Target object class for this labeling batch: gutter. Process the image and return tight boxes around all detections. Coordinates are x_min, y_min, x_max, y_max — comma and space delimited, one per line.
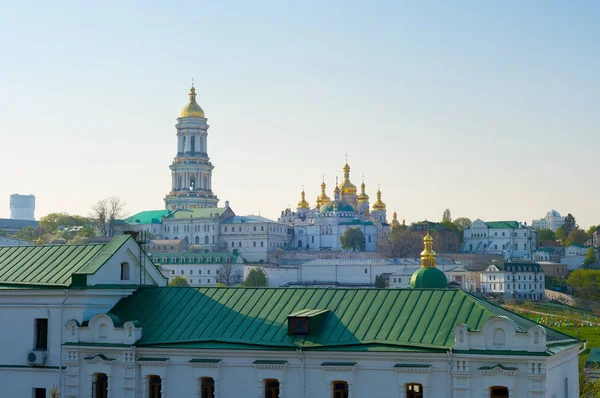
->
58, 289, 69, 395
447, 349, 453, 398
297, 347, 305, 398
579, 341, 588, 355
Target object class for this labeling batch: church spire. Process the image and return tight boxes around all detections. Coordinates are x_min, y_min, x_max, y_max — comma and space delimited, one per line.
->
420, 230, 436, 268
297, 186, 310, 210
334, 177, 341, 201
316, 176, 331, 209
409, 231, 448, 289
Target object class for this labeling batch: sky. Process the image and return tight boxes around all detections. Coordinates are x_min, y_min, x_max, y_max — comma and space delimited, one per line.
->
0, 1, 598, 228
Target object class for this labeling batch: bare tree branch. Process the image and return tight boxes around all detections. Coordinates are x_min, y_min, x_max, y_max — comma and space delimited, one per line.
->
90, 197, 126, 237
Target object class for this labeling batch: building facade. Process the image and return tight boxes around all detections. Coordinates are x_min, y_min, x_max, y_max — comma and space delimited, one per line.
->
480, 260, 545, 300
10, 193, 35, 220
532, 210, 565, 232
462, 220, 538, 260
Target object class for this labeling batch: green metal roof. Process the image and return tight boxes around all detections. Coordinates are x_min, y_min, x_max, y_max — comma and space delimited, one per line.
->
586, 348, 600, 366
123, 210, 171, 224
0, 235, 131, 288
484, 221, 521, 229
105, 287, 578, 353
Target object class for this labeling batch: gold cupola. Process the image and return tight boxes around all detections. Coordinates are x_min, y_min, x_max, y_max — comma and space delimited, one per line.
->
339, 162, 357, 196
420, 231, 437, 268
333, 177, 341, 201
297, 187, 310, 210
357, 177, 370, 204
180, 86, 205, 118
391, 212, 401, 228
372, 187, 386, 211
316, 178, 331, 209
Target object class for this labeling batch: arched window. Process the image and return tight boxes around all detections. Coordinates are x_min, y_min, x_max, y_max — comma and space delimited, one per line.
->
298, 240, 303, 248
332, 381, 348, 398
406, 383, 423, 398
200, 377, 214, 398
264, 378, 279, 398
190, 136, 196, 155
195, 236, 200, 244
493, 328, 505, 346
534, 331, 539, 344
120, 262, 130, 280
148, 375, 161, 398
490, 386, 509, 398
459, 329, 465, 342
205, 236, 209, 245
564, 378, 569, 398
92, 373, 108, 398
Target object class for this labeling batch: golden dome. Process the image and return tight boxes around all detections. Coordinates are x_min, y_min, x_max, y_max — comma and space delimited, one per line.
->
357, 181, 369, 203
420, 231, 437, 268
339, 162, 357, 195
391, 212, 400, 228
372, 188, 386, 211
297, 189, 310, 210
180, 86, 205, 118
316, 179, 331, 208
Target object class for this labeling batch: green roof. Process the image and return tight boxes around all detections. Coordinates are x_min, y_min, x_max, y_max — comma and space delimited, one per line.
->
0, 235, 131, 288
410, 267, 448, 289
105, 287, 578, 353
586, 348, 600, 366
124, 210, 171, 224
485, 221, 521, 229
151, 251, 237, 264
319, 201, 355, 214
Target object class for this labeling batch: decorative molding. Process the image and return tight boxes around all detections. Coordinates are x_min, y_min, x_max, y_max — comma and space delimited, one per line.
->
85, 354, 116, 365
479, 364, 518, 376
137, 358, 170, 366
394, 364, 431, 373
321, 362, 356, 372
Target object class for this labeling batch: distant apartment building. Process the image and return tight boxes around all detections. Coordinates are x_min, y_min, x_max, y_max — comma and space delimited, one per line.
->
461, 219, 538, 260
9, 194, 35, 220
481, 260, 545, 300
532, 210, 565, 232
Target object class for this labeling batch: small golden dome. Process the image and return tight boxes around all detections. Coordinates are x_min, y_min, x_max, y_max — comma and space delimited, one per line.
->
339, 162, 357, 195
391, 212, 400, 228
297, 189, 310, 210
420, 231, 437, 268
180, 86, 205, 118
316, 179, 331, 208
372, 188, 386, 211
357, 181, 369, 203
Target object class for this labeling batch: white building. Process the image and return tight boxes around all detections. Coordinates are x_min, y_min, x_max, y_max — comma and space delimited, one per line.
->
564, 244, 590, 257
0, 229, 581, 398
388, 265, 477, 292
462, 219, 538, 260
532, 210, 565, 232
250, 258, 456, 288
481, 261, 545, 301
10, 193, 35, 220
153, 251, 244, 286
0, 237, 32, 246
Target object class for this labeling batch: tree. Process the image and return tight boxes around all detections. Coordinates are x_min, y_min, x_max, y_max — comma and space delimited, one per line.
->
169, 276, 190, 287
90, 197, 126, 237
377, 228, 422, 258
453, 217, 472, 232
563, 213, 577, 235
556, 226, 568, 242
442, 209, 452, 223
14, 226, 38, 241
244, 268, 267, 287
40, 212, 91, 234
567, 269, 600, 301
587, 225, 598, 240
340, 228, 366, 252
584, 247, 597, 267
565, 229, 588, 247
538, 228, 556, 242
374, 275, 386, 288
217, 263, 239, 286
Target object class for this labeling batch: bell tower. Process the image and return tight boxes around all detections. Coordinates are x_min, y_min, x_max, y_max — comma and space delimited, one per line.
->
164, 86, 219, 210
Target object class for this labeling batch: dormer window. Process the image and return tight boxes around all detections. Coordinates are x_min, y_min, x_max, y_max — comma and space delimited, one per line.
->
287, 309, 330, 336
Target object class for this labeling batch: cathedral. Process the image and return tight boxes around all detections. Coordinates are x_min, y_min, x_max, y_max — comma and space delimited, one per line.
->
279, 161, 395, 251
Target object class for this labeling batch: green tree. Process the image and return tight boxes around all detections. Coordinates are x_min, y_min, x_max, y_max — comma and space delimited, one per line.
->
567, 269, 600, 301
374, 275, 386, 288
40, 212, 91, 234
452, 217, 472, 232
244, 268, 267, 287
587, 225, 598, 240
584, 247, 597, 267
442, 209, 452, 223
537, 228, 556, 242
556, 226, 568, 242
14, 226, 38, 241
563, 213, 577, 235
565, 229, 588, 247
168, 276, 190, 287
340, 228, 366, 252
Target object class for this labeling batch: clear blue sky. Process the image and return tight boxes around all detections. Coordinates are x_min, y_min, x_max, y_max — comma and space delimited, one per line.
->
0, 1, 598, 228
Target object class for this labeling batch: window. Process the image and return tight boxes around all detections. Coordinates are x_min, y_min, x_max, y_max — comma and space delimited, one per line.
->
205, 236, 209, 245
93, 373, 108, 398
493, 328, 505, 346
181, 270, 184, 275
232, 242, 235, 248
264, 379, 279, 398
253, 241, 256, 247
120, 262, 130, 280
290, 318, 309, 334
33, 389, 46, 398
406, 383, 423, 398
490, 386, 509, 398
190, 270, 193, 275
200, 377, 215, 398
364, 268, 368, 274
332, 381, 348, 398
148, 375, 161, 398
34, 318, 48, 350
261, 241, 264, 247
